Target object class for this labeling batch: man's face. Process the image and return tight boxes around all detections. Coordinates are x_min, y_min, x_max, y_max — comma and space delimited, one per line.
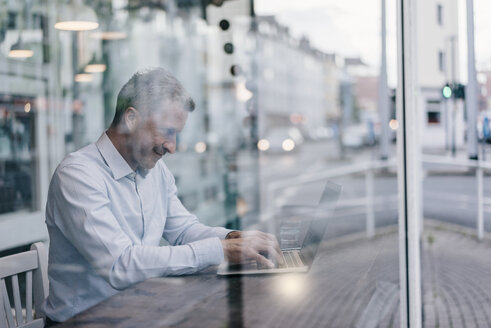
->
127, 102, 188, 170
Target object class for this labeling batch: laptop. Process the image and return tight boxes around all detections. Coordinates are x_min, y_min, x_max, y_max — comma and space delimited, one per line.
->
217, 181, 342, 275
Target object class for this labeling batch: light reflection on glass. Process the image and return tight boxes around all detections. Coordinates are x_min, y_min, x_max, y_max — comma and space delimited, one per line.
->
55, 0, 99, 31
74, 73, 93, 83
235, 82, 253, 102
54, 21, 98, 31
85, 64, 107, 73
89, 31, 127, 40
389, 119, 398, 130
257, 139, 270, 151
281, 139, 295, 152
194, 142, 207, 153
273, 274, 306, 300
8, 49, 34, 58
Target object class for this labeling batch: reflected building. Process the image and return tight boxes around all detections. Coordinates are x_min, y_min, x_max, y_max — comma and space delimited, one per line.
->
0, 0, 346, 251
345, 57, 379, 126
251, 16, 340, 141
0, 0, 256, 250
416, 0, 463, 151
477, 70, 491, 138
477, 70, 491, 112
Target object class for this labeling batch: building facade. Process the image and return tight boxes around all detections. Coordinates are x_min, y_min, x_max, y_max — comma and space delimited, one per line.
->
416, 0, 463, 151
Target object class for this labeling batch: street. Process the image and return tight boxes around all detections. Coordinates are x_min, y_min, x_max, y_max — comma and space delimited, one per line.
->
255, 138, 491, 239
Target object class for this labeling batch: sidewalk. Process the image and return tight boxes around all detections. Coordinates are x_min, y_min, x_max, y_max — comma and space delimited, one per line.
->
422, 223, 491, 327
316, 221, 491, 327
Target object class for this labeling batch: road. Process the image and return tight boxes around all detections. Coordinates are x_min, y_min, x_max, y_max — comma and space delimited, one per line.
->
254, 139, 491, 239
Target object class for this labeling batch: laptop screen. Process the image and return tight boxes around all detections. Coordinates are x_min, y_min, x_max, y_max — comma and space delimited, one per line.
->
299, 181, 342, 266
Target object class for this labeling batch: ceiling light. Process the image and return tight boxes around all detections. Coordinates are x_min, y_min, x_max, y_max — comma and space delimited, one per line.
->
84, 55, 106, 73
89, 31, 127, 40
55, 0, 99, 31
74, 73, 93, 83
85, 64, 106, 73
8, 38, 33, 58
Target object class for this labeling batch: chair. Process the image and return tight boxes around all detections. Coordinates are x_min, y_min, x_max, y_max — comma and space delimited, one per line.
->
1, 242, 48, 328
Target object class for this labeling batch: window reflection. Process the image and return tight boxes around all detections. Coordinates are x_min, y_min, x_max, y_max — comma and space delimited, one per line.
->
0, 96, 35, 214
0, 0, 405, 326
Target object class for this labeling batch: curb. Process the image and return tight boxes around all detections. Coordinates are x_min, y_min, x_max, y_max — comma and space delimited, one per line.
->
322, 219, 491, 249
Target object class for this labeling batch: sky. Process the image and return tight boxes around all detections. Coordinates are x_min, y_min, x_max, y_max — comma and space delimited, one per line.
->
255, 0, 491, 85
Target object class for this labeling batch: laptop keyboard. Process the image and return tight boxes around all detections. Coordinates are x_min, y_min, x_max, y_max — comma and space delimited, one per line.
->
280, 250, 303, 268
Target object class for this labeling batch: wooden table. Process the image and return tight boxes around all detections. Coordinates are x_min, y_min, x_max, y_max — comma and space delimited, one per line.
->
57, 234, 400, 328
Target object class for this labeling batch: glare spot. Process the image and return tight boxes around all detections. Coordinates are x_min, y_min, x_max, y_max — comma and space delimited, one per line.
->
235, 82, 253, 102
236, 198, 248, 216
282, 139, 295, 152
90, 31, 127, 40
257, 139, 270, 151
24, 103, 31, 113
8, 49, 33, 58
74, 73, 93, 83
274, 274, 306, 300
194, 142, 207, 153
54, 21, 99, 31
389, 119, 399, 130
85, 64, 107, 73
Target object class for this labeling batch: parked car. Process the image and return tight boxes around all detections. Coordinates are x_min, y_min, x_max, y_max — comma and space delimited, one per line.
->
259, 127, 304, 153
342, 123, 377, 148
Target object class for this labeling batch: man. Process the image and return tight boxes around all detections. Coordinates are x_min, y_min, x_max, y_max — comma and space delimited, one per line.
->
41, 68, 282, 324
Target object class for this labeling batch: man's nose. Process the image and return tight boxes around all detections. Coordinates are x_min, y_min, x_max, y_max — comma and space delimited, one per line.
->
163, 137, 176, 154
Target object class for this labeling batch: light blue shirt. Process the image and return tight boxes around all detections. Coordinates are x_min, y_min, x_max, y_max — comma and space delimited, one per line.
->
41, 133, 230, 322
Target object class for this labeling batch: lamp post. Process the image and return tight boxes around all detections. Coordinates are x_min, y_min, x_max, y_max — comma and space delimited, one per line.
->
449, 35, 457, 157
466, 0, 478, 160
379, 0, 390, 160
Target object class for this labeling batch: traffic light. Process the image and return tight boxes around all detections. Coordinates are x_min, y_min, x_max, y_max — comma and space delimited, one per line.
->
454, 83, 465, 99
442, 83, 466, 100
442, 84, 452, 99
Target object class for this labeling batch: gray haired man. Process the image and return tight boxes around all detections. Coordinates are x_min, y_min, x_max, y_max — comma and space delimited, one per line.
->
41, 68, 282, 324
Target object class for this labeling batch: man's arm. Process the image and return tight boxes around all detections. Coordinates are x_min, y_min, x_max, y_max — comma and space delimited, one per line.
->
160, 163, 284, 268
161, 163, 231, 245
50, 164, 223, 290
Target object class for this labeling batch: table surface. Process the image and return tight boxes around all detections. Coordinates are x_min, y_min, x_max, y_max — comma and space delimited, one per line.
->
57, 234, 400, 328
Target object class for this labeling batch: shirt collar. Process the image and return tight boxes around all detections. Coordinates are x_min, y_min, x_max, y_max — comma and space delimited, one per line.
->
96, 132, 134, 180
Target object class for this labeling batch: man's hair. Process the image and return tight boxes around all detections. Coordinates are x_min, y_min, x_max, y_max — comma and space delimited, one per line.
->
111, 67, 195, 127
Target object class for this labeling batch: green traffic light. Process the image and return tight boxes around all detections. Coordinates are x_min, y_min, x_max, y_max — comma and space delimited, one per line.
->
442, 85, 452, 99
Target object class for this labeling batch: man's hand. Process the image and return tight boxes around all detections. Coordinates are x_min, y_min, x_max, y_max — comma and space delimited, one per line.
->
222, 231, 284, 268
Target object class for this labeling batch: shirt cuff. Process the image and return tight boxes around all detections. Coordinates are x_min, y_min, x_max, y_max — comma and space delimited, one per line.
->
189, 237, 224, 269
213, 227, 233, 240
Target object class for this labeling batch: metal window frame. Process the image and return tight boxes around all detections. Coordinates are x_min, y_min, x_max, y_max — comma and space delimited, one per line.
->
397, 0, 423, 327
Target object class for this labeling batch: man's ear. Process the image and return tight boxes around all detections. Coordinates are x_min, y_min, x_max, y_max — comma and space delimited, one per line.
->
123, 107, 138, 132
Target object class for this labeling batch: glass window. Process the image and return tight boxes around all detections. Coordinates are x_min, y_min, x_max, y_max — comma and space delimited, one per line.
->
427, 100, 442, 125
0, 96, 35, 214
419, 0, 491, 326
9, 0, 482, 326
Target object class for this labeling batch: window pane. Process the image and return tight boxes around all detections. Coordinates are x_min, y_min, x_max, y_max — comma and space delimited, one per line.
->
420, 0, 491, 326
0, 0, 403, 326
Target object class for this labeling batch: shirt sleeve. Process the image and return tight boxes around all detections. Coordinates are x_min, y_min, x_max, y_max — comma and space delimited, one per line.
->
161, 163, 232, 246
51, 163, 224, 290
